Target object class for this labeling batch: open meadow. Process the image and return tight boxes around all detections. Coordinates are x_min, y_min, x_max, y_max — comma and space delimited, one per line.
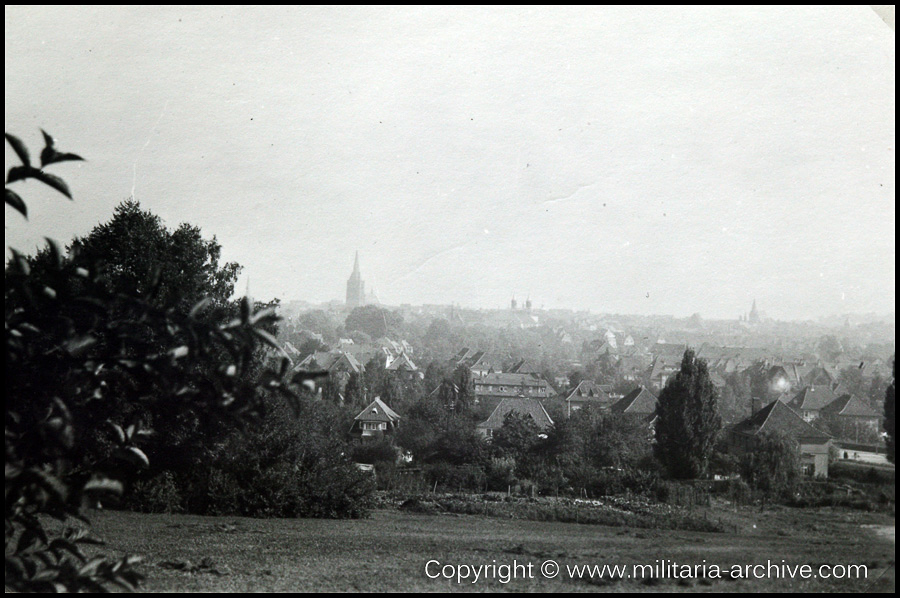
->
84, 505, 894, 592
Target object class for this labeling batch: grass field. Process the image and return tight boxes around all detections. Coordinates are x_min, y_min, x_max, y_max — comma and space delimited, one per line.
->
78, 502, 895, 593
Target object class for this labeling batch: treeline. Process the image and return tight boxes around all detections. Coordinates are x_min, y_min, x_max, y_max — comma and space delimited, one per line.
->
126, 398, 373, 519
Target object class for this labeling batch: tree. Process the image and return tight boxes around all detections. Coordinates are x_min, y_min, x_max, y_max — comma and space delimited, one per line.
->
294, 309, 338, 343
204, 397, 374, 518
343, 371, 365, 405
344, 305, 403, 339
837, 365, 867, 401
567, 369, 586, 391
427, 416, 487, 467
867, 371, 887, 412
590, 413, 653, 469
745, 360, 773, 402
376, 374, 400, 407
296, 337, 328, 360
436, 378, 457, 410
10, 200, 267, 477
885, 359, 895, 464
739, 431, 800, 501
363, 354, 387, 400
68, 199, 240, 313
653, 348, 722, 479
423, 359, 452, 395
423, 318, 459, 362
820, 412, 881, 444
5, 131, 301, 591
395, 392, 447, 460
320, 373, 342, 404
817, 335, 843, 362
453, 365, 473, 411
493, 412, 541, 462
720, 371, 751, 423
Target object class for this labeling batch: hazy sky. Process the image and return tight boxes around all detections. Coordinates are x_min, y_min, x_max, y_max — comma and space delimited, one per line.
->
5, 6, 895, 320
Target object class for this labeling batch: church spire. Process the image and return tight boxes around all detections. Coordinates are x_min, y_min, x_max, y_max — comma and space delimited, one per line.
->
749, 299, 760, 324
346, 251, 365, 308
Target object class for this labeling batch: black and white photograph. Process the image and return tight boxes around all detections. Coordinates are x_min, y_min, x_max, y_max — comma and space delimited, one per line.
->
5, 5, 895, 592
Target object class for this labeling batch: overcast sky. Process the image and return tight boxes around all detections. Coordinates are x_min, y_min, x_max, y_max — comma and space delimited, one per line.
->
5, 6, 895, 320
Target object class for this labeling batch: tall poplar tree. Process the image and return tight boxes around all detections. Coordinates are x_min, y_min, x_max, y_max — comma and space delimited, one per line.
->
885, 359, 895, 464
654, 348, 722, 479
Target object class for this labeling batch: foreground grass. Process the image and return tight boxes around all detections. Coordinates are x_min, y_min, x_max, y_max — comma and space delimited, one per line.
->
84, 505, 894, 592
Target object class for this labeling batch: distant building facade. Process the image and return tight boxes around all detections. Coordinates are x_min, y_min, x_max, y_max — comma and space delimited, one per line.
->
473, 372, 557, 407
476, 397, 554, 439
563, 380, 614, 417
350, 397, 401, 441
293, 350, 365, 396
748, 299, 760, 324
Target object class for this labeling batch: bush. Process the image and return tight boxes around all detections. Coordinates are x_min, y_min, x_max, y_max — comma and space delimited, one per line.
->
292, 461, 376, 519
198, 468, 242, 516
828, 462, 895, 485
425, 463, 486, 492
393, 493, 733, 533
123, 471, 184, 514
351, 440, 399, 465
399, 497, 437, 514
652, 480, 712, 508
708, 449, 740, 477
177, 398, 377, 519
739, 431, 800, 500
725, 479, 753, 505
484, 457, 517, 491
591, 469, 626, 496
619, 467, 660, 495
787, 480, 892, 512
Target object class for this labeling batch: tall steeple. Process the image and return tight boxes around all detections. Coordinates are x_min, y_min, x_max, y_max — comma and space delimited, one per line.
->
346, 251, 365, 308
749, 299, 760, 324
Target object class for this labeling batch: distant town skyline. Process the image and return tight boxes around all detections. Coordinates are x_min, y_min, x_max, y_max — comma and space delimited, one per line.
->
5, 6, 895, 321
325, 251, 891, 324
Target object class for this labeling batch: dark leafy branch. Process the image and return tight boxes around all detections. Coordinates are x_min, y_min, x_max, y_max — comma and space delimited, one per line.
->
5, 131, 84, 217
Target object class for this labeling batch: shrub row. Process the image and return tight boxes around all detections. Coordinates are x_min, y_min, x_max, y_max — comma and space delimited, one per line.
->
397, 494, 733, 533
